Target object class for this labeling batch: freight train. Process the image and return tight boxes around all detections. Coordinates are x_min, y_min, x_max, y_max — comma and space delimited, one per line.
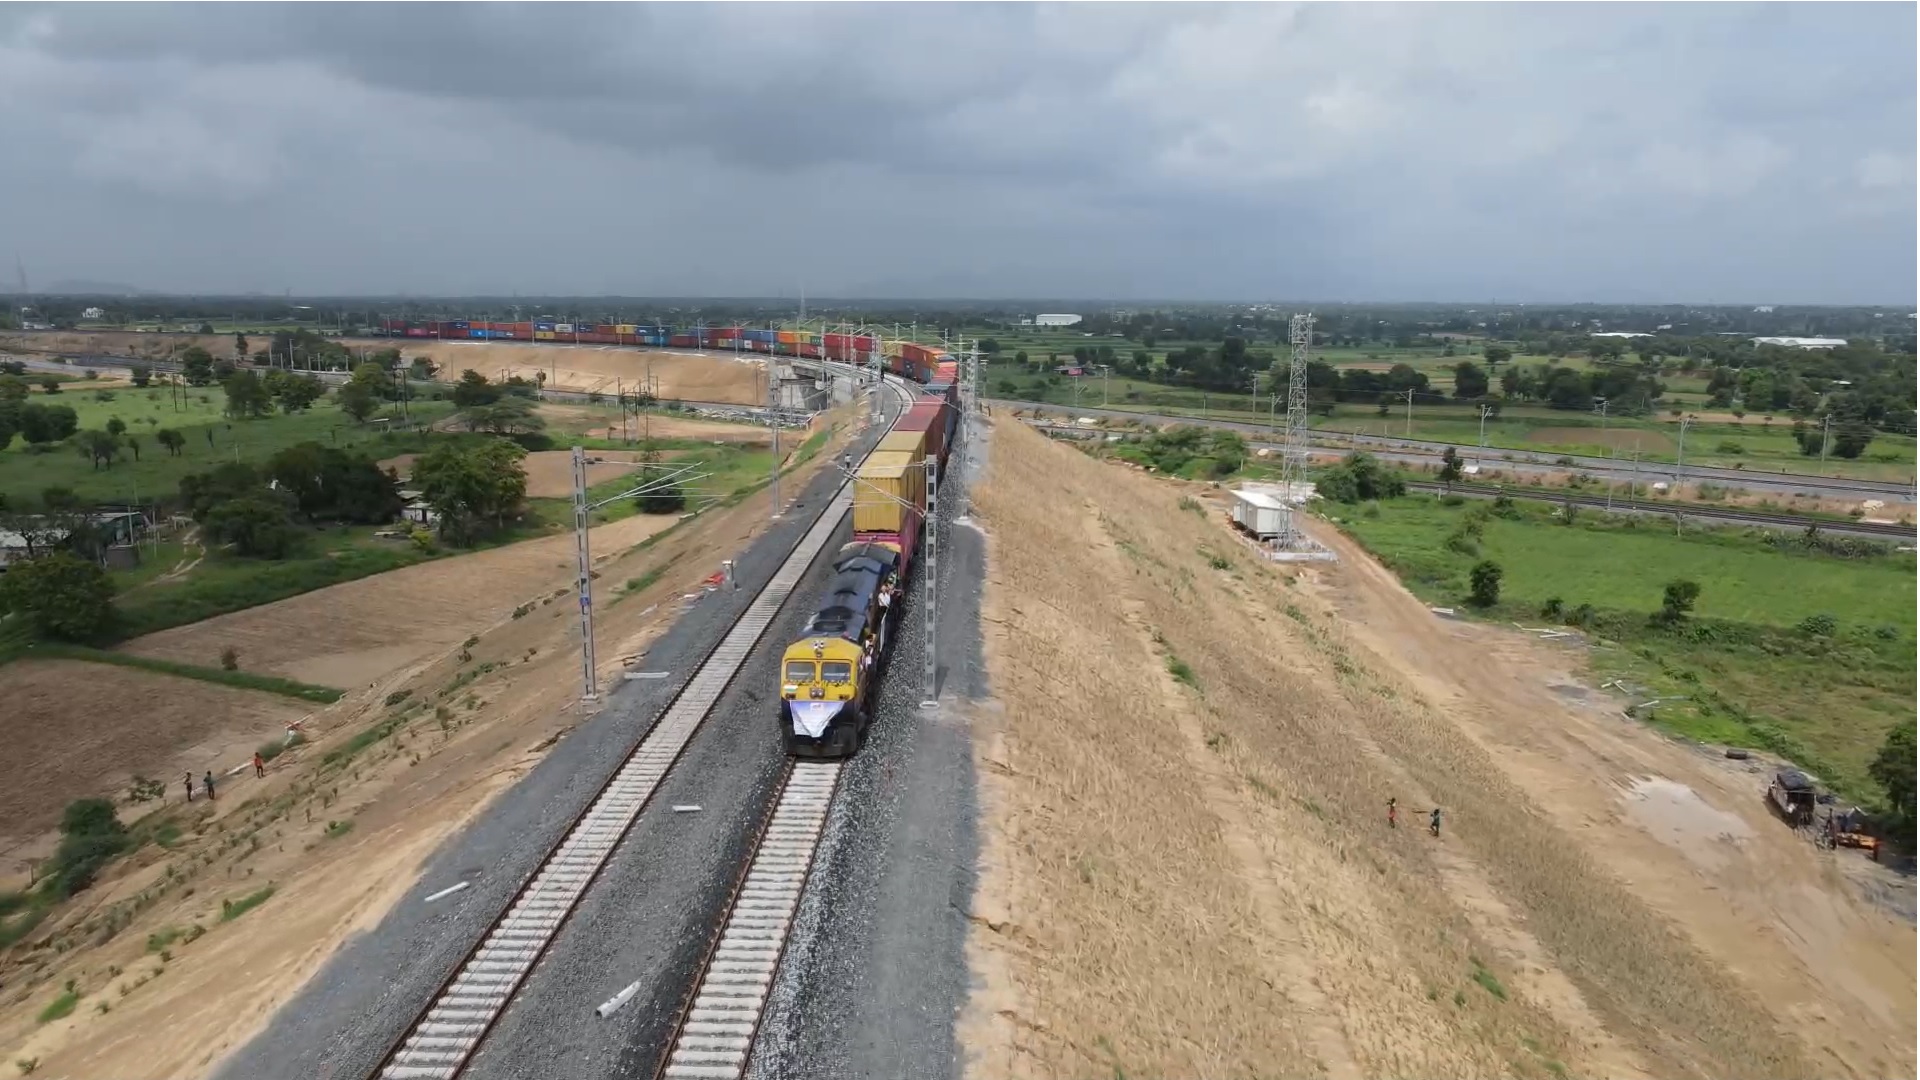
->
779, 358, 962, 756
376, 319, 950, 383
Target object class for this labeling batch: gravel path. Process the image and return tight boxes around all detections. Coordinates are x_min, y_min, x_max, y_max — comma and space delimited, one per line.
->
210, 399, 902, 1080
748, 417, 991, 1080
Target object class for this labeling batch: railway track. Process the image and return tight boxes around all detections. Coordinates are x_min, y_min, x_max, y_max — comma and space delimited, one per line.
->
373, 371, 912, 1080
1405, 481, 1917, 539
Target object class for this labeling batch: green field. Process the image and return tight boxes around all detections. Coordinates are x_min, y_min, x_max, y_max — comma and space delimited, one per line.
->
1333, 496, 1915, 804
0, 388, 452, 506
988, 364, 1916, 482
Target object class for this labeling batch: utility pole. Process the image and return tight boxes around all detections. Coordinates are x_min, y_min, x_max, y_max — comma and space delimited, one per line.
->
572, 447, 598, 702
920, 455, 939, 709
768, 359, 781, 520
1819, 413, 1833, 469
1403, 388, 1415, 438
1676, 413, 1693, 483
1477, 404, 1493, 468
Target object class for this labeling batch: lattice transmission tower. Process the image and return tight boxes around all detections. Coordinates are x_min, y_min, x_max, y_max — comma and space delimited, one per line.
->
1279, 313, 1315, 548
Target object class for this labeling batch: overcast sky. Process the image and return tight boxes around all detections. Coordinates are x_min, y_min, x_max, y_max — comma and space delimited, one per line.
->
0, 2, 1912, 303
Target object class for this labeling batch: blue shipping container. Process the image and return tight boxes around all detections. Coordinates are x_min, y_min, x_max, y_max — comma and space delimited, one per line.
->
448, 321, 470, 329
534, 321, 556, 331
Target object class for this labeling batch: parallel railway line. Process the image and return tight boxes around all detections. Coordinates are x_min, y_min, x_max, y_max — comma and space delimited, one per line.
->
1404, 481, 1917, 539
373, 370, 913, 1080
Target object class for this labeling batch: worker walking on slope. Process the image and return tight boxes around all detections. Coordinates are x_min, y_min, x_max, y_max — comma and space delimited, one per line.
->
1429, 807, 1442, 838
184, 772, 195, 803
253, 751, 266, 779
1387, 797, 1397, 829
203, 770, 217, 802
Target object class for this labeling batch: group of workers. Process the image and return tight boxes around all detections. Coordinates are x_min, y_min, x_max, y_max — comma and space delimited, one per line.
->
1386, 797, 1442, 837
182, 751, 270, 804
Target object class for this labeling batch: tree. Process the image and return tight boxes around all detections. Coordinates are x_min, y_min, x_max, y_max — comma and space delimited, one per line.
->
1438, 446, 1464, 490
204, 493, 300, 558
1483, 344, 1513, 369
412, 438, 528, 545
180, 346, 216, 386
336, 377, 381, 423
1014, 350, 1028, 367
40, 376, 62, 394
1468, 560, 1503, 607
129, 364, 151, 388
408, 356, 439, 380
197, 322, 215, 335
178, 462, 265, 521
75, 429, 122, 470
0, 551, 116, 641
1832, 420, 1876, 460
156, 428, 186, 457
125, 434, 141, 462
263, 369, 324, 413
1451, 361, 1489, 400
16, 401, 76, 445
1316, 453, 1406, 503
451, 369, 501, 408
460, 397, 545, 436
0, 374, 26, 402
105, 416, 126, 438
1868, 722, 1915, 852
265, 442, 401, 523
1659, 579, 1701, 623
223, 370, 272, 418
234, 332, 248, 359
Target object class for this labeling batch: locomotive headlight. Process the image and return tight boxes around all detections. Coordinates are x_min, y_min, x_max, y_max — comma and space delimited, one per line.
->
812, 640, 825, 658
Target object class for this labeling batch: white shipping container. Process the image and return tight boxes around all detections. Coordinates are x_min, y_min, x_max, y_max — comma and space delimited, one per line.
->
556, 323, 574, 333
1228, 489, 1289, 538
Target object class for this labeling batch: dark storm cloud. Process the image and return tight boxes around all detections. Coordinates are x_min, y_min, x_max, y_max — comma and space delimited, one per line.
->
0, 2, 1910, 301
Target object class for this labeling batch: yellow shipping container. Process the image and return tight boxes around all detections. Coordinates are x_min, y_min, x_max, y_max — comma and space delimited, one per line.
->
852, 450, 925, 534
777, 330, 800, 344
876, 430, 927, 460
615, 324, 638, 335
534, 331, 557, 340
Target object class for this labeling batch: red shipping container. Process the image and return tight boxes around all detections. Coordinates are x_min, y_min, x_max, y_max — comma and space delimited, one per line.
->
896, 400, 949, 470
669, 334, 696, 347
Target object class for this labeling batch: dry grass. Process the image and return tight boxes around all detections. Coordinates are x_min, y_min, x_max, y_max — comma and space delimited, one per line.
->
964, 420, 1813, 1080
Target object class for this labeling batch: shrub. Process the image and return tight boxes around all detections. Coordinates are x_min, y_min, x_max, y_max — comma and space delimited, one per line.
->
1316, 452, 1405, 503
49, 798, 128, 896
1796, 613, 1837, 638
1467, 561, 1503, 608
1658, 579, 1701, 624
635, 483, 687, 515
1540, 597, 1563, 619
219, 647, 239, 671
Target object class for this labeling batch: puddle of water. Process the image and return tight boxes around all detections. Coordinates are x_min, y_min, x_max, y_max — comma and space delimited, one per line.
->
1621, 775, 1753, 872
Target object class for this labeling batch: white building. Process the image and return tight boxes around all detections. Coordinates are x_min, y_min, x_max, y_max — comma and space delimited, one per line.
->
81, 307, 104, 320
1752, 336, 1848, 350
1591, 331, 1651, 338
1034, 313, 1083, 327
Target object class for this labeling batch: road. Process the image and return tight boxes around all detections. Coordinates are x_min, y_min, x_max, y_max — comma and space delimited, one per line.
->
998, 399, 1917, 505
1398, 482, 1915, 541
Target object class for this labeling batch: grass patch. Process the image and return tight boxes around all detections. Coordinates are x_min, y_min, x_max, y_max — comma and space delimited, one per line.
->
1470, 957, 1509, 1001
258, 732, 307, 763
323, 713, 411, 766
20, 644, 342, 703
614, 553, 683, 604
112, 541, 431, 641
219, 885, 275, 923
324, 820, 354, 839
1165, 655, 1199, 689
35, 988, 78, 1024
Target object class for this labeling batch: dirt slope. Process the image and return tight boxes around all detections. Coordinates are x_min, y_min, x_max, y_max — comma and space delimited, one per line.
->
117, 513, 682, 687
0, 413, 866, 1080
0, 663, 312, 857
336, 339, 764, 404
962, 420, 1828, 1080
1296, 516, 1916, 1080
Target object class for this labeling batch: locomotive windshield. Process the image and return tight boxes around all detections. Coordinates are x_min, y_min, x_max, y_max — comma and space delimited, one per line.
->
821, 662, 853, 683
784, 661, 816, 683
